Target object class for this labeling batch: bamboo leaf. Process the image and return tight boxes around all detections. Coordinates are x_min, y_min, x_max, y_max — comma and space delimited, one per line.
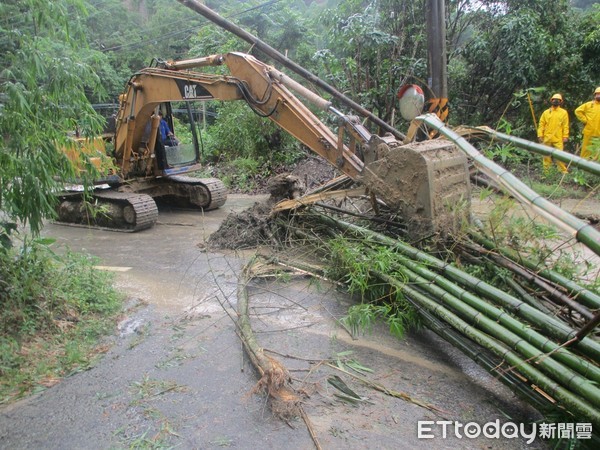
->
327, 375, 361, 399
345, 360, 373, 376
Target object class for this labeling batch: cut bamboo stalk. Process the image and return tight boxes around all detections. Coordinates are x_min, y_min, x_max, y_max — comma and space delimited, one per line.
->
375, 271, 600, 427
272, 187, 366, 212
414, 305, 559, 413
315, 213, 600, 361
380, 250, 600, 384
390, 262, 600, 401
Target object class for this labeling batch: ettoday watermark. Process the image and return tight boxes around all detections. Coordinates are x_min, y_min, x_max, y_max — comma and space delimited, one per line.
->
417, 420, 593, 444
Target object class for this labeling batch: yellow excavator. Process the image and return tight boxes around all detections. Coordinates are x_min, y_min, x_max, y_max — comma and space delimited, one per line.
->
57, 52, 470, 238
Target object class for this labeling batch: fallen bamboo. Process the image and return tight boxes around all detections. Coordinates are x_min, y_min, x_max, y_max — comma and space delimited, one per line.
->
472, 126, 600, 177
390, 262, 600, 400
382, 251, 600, 384
471, 232, 600, 311
288, 218, 600, 424
311, 216, 600, 384
314, 213, 600, 361
373, 271, 600, 427
330, 233, 600, 383
413, 305, 560, 413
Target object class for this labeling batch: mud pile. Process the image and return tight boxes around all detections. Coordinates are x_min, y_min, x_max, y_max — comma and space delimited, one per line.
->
207, 174, 305, 250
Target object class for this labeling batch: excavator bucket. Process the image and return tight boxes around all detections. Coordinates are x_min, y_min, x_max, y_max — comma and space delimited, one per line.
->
362, 138, 471, 240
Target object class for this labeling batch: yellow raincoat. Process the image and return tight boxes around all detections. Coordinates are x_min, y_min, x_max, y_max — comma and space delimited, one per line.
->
575, 99, 600, 160
537, 106, 569, 173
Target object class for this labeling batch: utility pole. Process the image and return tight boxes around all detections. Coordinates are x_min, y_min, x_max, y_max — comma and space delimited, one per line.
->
426, 0, 448, 122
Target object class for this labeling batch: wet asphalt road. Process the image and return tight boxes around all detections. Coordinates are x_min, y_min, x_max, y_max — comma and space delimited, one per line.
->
0, 195, 546, 449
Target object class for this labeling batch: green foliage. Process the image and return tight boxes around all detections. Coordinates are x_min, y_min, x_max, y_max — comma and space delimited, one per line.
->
472, 191, 599, 291
202, 102, 302, 165
0, 237, 122, 402
315, 0, 427, 127
448, 0, 596, 129
326, 236, 420, 339
0, 0, 105, 235
0, 238, 121, 337
483, 142, 532, 168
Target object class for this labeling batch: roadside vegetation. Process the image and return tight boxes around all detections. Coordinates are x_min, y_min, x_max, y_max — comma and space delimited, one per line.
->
0, 234, 122, 404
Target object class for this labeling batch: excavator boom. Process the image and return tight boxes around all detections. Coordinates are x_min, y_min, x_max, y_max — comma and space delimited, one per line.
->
60, 51, 470, 237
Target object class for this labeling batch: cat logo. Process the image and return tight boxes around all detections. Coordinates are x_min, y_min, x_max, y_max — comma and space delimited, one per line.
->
184, 84, 198, 99
175, 79, 212, 100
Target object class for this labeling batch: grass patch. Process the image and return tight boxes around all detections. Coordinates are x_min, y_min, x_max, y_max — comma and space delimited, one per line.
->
0, 235, 123, 404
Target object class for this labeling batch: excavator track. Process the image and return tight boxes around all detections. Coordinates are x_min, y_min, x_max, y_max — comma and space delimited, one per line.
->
155, 175, 228, 210
55, 190, 158, 232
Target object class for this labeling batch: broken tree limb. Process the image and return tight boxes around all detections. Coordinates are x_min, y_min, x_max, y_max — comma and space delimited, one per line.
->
237, 259, 301, 418
574, 311, 600, 345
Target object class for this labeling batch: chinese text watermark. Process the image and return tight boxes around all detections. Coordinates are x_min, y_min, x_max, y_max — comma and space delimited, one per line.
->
417, 420, 592, 444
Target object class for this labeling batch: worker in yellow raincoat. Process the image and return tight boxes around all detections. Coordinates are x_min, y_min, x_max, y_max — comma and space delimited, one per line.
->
537, 93, 569, 173
575, 86, 600, 161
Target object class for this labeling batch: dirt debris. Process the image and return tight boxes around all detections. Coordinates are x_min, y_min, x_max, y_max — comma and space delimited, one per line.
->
207, 174, 304, 250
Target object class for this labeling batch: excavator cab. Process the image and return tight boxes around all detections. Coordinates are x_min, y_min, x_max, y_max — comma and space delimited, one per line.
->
151, 102, 203, 172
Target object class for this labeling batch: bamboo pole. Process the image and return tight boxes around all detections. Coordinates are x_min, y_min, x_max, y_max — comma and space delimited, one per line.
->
379, 249, 600, 383
391, 262, 600, 397
375, 271, 600, 427
471, 233, 600, 310
473, 126, 600, 177
315, 213, 600, 361
414, 304, 559, 412
417, 114, 600, 257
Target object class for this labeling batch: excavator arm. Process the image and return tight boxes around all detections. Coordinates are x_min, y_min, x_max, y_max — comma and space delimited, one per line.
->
115, 52, 364, 179
106, 51, 470, 238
